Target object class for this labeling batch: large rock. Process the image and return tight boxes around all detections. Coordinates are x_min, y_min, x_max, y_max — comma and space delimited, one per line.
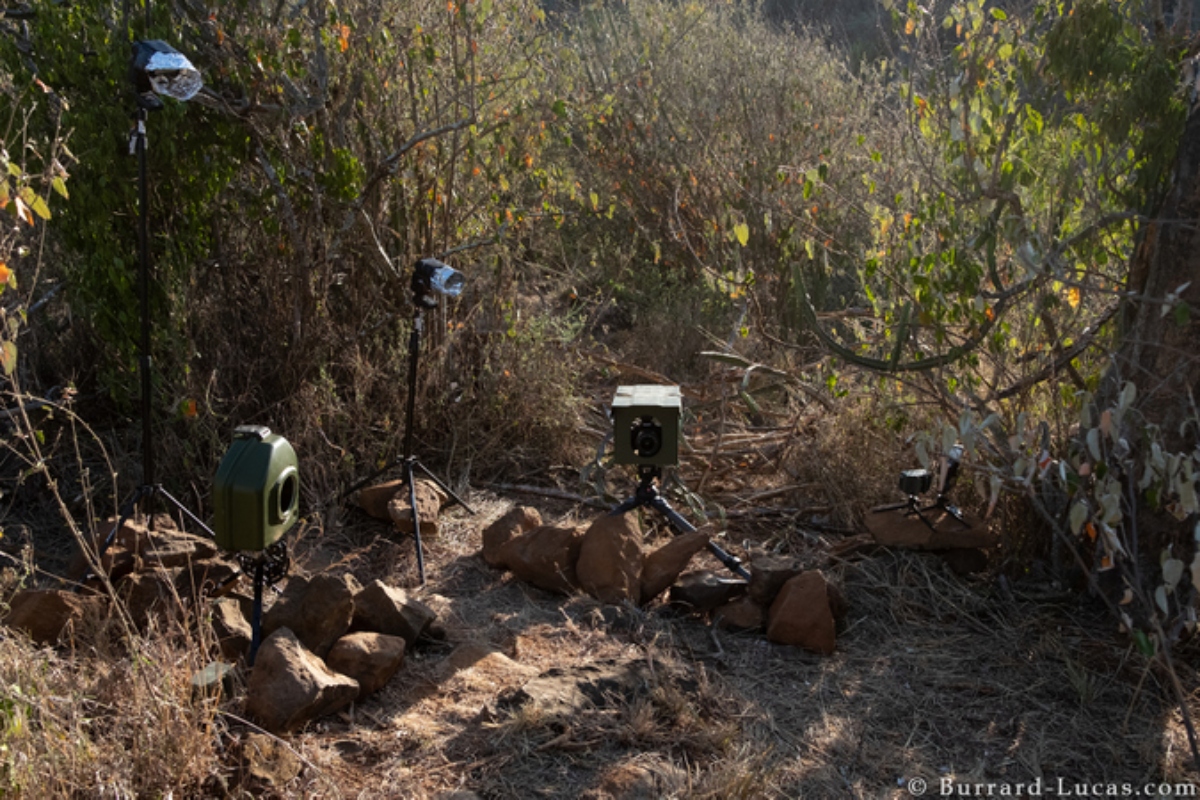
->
864, 506, 997, 550
640, 531, 710, 604
245, 627, 360, 734
211, 596, 253, 662
325, 632, 407, 698
748, 554, 805, 606
4, 588, 106, 645
766, 571, 836, 655
481, 506, 543, 568
119, 567, 183, 629
713, 596, 766, 633
262, 573, 358, 658
355, 479, 407, 520
175, 558, 240, 605
668, 570, 748, 613
497, 524, 586, 595
576, 513, 643, 605
388, 480, 448, 538
351, 580, 437, 646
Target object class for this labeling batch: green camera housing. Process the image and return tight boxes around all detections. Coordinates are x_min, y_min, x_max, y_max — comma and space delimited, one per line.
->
612, 384, 682, 467
213, 425, 300, 552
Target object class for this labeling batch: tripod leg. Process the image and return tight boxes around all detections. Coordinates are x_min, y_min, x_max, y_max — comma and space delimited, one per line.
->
156, 486, 216, 539
647, 494, 750, 581
405, 460, 427, 584
412, 460, 476, 515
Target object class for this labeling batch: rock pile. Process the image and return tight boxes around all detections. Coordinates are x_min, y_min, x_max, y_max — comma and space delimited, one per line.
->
3, 516, 439, 734
481, 507, 846, 655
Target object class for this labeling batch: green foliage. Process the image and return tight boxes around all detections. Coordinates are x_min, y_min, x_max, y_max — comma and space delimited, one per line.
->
807, 0, 1185, 398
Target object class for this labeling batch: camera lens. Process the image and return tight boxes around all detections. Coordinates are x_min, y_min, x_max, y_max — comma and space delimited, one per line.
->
631, 418, 663, 458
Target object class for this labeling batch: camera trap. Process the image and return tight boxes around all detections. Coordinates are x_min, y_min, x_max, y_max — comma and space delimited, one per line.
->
611, 385, 681, 467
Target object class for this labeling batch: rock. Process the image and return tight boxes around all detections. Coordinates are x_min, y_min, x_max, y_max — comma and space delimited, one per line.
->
351, 580, 437, 646
713, 596, 766, 633
325, 632, 407, 698
356, 478, 448, 524
668, 570, 748, 613
262, 573, 358, 658
864, 505, 998, 550
212, 596, 254, 661
355, 478, 407, 520
576, 513, 643, 605
244, 627, 360, 734
67, 517, 219, 581
175, 558, 240, 605
242, 731, 304, 787
4, 588, 106, 645
119, 568, 183, 629
387, 480, 447, 538
748, 554, 805, 606
766, 571, 836, 655
481, 506, 543, 568
140, 529, 220, 569
496, 524, 586, 595
443, 643, 537, 680
640, 530, 711, 604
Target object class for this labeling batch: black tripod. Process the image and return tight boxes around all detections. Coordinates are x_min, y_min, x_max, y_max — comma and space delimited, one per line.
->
875, 464, 969, 532
344, 265, 474, 583
612, 465, 749, 580
89, 104, 214, 578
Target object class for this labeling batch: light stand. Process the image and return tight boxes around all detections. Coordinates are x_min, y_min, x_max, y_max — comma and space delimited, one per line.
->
89, 42, 211, 575
344, 258, 475, 584
612, 465, 750, 580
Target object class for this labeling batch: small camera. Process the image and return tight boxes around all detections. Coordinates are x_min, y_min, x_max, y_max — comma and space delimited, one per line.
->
612, 385, 681, 467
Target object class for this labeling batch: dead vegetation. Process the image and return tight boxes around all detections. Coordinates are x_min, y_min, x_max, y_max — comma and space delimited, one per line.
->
2, 382, 1196, 798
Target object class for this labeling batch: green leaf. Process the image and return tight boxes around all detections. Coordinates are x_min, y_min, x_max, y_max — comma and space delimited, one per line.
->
51, 177, 68, 199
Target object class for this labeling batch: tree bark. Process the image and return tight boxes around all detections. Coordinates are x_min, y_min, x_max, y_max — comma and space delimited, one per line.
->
1115, 98, 1200, 453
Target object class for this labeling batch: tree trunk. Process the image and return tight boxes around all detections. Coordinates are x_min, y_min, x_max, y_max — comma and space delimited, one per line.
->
1116, 97, 1200, 453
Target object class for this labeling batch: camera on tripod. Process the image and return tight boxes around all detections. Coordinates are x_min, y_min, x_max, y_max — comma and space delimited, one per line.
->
611, 385, 681, 467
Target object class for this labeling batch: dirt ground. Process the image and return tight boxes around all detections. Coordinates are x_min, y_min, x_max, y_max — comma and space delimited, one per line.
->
254, 485, 1200, 800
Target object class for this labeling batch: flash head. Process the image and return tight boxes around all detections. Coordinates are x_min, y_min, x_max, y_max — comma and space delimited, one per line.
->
130, 40, 202, 109
898, 468, 933, 497
412, 258, 465, 306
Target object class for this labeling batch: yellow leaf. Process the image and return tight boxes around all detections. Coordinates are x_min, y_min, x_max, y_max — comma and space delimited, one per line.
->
0, 341, 15, 376
338, 24, 350, 53
1067, 286, 1081, 309
905, 18, 916, 35
734, 222, 749, 247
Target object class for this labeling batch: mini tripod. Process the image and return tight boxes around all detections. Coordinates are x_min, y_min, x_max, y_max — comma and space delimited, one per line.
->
877, 451, 970, 531
612, 465, 750, 580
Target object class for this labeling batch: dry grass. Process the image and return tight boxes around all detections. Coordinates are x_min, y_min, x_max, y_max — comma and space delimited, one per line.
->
1, 389, 1197, 798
